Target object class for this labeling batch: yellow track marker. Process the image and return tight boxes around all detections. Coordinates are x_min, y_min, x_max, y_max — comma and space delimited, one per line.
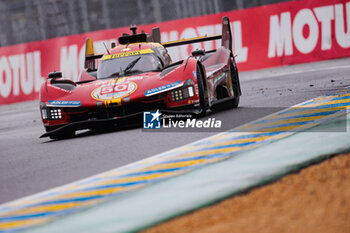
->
239, 115, 326, 130
265, 106, 345, 120
303, 98, 350, 107
0, 218, 49, 230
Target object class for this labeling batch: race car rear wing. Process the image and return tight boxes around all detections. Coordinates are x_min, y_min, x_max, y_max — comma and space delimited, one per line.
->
161, 16, 232, 52
84, 16, 232, 70
161, 35, 222, 48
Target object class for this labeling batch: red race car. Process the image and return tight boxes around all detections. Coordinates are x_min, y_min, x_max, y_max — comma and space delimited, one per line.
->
39, 16, 241, 139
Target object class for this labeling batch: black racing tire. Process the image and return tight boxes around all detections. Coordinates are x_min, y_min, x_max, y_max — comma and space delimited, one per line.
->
228, 62, 241, 108
196, 63, 208, 117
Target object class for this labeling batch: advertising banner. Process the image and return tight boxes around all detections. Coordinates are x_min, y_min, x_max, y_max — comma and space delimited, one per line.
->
0, 0, 349, 105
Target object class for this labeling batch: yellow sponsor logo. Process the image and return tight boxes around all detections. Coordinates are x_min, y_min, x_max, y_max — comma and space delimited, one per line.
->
101, 49, 154, 60
104, 98, 122, 107
108, 77, 126, 85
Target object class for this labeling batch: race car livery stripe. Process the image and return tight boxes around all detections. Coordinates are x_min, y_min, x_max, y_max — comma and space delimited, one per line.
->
101, 49, 154, 60
1, 88, 350, 232
144, 80, 182, 96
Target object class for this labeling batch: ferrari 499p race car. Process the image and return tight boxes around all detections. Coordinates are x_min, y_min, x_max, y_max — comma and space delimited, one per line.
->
39, 16, 241, 139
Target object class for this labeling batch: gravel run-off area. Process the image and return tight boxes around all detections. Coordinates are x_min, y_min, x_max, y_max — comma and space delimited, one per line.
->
144, 152, 350, 233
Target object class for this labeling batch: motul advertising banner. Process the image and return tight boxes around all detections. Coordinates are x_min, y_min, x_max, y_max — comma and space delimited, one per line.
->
0, 0, 349, 105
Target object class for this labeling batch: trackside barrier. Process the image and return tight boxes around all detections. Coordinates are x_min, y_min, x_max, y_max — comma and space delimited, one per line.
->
0, 87, 350, 232
0, 0, 349, 105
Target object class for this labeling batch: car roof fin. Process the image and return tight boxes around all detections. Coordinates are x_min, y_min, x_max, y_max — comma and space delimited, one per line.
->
221, 16, 232, 52
148, 27, 161, 43
84, 38, 103, 71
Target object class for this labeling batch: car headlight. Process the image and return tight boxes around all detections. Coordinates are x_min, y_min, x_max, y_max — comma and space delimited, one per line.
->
49, 108, 62, 120
41, 107, 62, 120
41, 109, 48, 119
170, 85, 194, 102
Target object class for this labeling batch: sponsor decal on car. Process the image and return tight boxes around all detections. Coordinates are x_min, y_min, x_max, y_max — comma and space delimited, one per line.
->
91, 81, 137, 101
192, 71, 197, 79
144, 80, 182, 96
101, 49, 154, 60
120, 47, 132, 52
48, 100, 81, 107
127, 76, 143, 81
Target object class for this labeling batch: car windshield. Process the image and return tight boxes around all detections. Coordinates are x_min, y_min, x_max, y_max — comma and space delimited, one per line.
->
97, 54, 162, 79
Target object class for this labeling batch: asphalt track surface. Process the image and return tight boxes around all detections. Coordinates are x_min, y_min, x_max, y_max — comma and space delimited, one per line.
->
1, 58, 350, 204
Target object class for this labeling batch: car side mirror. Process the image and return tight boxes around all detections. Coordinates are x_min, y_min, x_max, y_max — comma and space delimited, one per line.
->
48, 71, 62, 79
192, 49, 205, 57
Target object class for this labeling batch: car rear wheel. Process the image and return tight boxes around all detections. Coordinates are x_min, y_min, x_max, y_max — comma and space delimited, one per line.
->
228, 61, 241, 108
196, 63, 208, 117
